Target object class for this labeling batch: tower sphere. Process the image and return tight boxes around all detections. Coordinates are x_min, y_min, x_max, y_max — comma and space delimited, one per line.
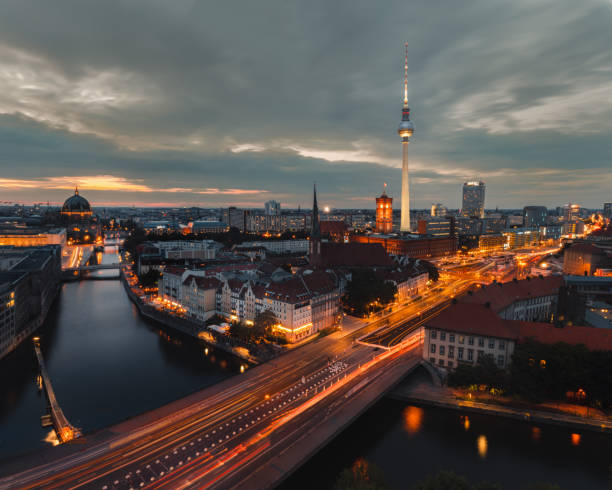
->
398, 119, 414, 138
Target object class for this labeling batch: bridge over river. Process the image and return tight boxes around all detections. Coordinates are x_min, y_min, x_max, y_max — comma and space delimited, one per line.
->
0, 297, 437, 489
32, 339, 80, 444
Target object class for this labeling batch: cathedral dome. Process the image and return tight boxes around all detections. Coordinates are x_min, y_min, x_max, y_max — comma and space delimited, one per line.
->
61, 188, 91, 214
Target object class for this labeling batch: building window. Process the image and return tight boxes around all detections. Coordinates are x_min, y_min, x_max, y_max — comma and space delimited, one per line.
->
468, 336, 474, 345
468, 349, 474, 361
431, 329, 437, 339
439, 359, 444, 367
439, 345, 445, 356
430, 343, 436, 354
440, 332, 446, 341
447, 361, 453, 368
497, 355, 505, 367
499, 340, 506, 350
448, 346, 454, 358
478, 337, 484, 347
449, 334, 455, 343
458, 347, 464, 360
488, 339, 495, 349
430, 357, 435, 364
477, 350, 484, 360
458, 335, 465, 344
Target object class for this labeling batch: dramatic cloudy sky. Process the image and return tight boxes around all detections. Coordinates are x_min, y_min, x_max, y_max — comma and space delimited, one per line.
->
0, 0, 611, 209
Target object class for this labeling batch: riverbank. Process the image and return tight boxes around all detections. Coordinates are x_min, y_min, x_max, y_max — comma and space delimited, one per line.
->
391, 373, 612, 434
120, 270, 276, 365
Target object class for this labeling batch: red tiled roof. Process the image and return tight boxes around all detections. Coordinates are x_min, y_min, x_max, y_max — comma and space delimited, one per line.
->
461, 276, 563, 312
516, 322, 612, 351
320, 220, 347, 235
301, 270, 337, 295
264, 277, 311, 303
320, 242, 394, 268
164, 266, 187, 276
427, 301, 612, 351
183, 275, 221, 290
426, 302, 518, 340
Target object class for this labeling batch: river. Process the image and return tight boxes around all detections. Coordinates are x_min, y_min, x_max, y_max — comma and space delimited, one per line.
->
0, 245, 238, 459
0, 247, 611, 489
282, 379, 612, 489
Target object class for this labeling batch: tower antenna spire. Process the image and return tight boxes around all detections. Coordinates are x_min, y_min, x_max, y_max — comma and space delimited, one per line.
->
403, 42, 409, 107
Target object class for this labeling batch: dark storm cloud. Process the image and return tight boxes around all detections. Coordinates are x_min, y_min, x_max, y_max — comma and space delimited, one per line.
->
0, 0, 610, 207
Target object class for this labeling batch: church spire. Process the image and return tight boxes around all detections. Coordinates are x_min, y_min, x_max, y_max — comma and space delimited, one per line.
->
311, 183, 320, 239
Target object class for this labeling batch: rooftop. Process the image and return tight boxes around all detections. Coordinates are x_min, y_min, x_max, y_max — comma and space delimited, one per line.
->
427, 302, 518, 340
462, 276, 564, 312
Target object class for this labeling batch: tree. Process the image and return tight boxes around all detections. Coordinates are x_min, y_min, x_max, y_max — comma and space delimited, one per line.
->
228, 322, 252, 341
343, 269, 398, 317
448, 354, 507, 391
410, 470, 470, 490
138, 269, 161, 288
334, 459, 389, 490
253, 309, 278, 338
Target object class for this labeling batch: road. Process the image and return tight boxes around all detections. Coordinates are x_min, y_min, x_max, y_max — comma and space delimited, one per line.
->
0, 282, 445, 489
0, 255, 512, 489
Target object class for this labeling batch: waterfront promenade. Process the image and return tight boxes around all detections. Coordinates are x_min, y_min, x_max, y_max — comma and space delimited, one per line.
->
392, 375, 612, 434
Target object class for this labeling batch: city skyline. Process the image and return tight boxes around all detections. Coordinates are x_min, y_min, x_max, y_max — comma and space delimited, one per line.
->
1, 0, 611, 209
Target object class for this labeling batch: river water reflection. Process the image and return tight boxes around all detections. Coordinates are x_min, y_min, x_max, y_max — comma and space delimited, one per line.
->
282, 396, 612, 490
0, 246, 236, 460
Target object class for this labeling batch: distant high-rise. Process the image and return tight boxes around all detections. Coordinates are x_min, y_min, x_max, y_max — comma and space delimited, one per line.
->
398, 43, 414, 232
603, 203, 612, 219
265, 200, 281, 216
375, 183, 393, 234
461, 181, 485, 219
563, 203, 580, 222
523, 206, 548, 228
431, 203, 448, 217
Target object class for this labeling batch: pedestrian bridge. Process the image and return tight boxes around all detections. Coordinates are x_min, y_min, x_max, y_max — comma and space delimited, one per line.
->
33, 340, 80, 443
63, 263, 121, 273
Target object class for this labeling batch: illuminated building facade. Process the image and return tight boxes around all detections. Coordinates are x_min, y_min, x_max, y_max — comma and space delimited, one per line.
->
478, 233, 508, 252
502, 228, 540, 249
431, 203, 448, 217
375, 185, 393, 234
461, 181, 486, 219
351, 234, 457, 259
563, 203, 581, 222
0, 228, 66, 248
417, 218, 453, 237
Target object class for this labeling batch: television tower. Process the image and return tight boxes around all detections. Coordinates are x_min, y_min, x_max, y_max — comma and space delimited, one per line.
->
398, 42, 414, 232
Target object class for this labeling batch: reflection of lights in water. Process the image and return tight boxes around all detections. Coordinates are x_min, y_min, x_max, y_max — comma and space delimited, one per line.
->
532, 427, 541, 442
477, 435, 488, 458
571, 433, 581, 446
43, 429, 60, 446
463, 416, 470, 431
402, 406, 424, 435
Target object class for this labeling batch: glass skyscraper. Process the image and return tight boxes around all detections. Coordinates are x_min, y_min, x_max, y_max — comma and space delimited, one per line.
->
461, 181, 485, 219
